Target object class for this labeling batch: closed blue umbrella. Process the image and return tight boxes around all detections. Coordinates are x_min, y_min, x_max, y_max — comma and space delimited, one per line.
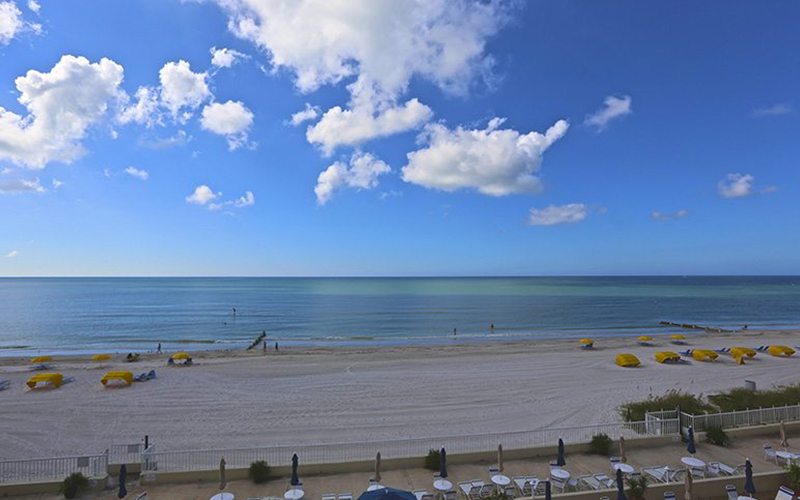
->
439, 448, 448, 479
556, 438, 566, 467
117, 464, 127, 499
686, 427, 696, 455
744, 459, 756, 495
615, 468, 626, 500
544, 480, 551, 500
357, 487, 416, 500
291, 453, 300, 486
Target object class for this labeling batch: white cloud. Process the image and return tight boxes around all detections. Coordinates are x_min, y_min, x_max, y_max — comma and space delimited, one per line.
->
289, 103, 319, 126
0, 55, 124, 169
159, 60, 211, 118
651, 209, 688, 221
6, 249, 18, 258
315, 151, 390, 205
401, 118, 569, 196
0, 177, 45, 194
186, 184, 220, 205
528, 203, 587, 226
117, 86, 163, 128
138, 130, 191, 149
0, 1, 23, 44
27, 0, 39, 13
200, 100, 254, 150
103, 168, 112, 178
718, 173, 755, 198
307, 97, 432, 155
210, 46, 247, 68
584, 95, 632, 131
216, 0, 510, 145
233, 190, 255, 207
51, 178, 63, 188
752, 103, 792, 117
124, 166, 149, 181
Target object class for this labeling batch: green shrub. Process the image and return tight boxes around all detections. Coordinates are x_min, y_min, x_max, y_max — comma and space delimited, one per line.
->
786, 462, 800, 492
589, 433, 613, 455
249, 460, 270, 484
709, 384, 800, 412
59, 473, 89, 499
626, 474, 648, 500
424, 449, 441, 471
704, 425, 730, 447
619, 390, 715, 421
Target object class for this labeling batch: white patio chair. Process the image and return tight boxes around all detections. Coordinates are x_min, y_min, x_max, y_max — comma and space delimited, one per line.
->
458, 481, 472, 499
412, 491, 427, 500
338, 493, 353, 500
776, 485, 795, 500
725, 484, 737, 500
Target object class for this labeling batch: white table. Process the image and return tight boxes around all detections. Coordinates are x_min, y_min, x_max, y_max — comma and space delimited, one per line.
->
681, 457, 706, 468
284, 489, 304, 500
433, 479, 453, 492
211, 494, 234, 500
550, 468, 570, 480
613, 463, 635, 474
367, 485, 385, 491
491, 475, 511, 487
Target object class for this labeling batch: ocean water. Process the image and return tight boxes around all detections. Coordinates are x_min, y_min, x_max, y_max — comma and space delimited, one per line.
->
0, 276, 798, 356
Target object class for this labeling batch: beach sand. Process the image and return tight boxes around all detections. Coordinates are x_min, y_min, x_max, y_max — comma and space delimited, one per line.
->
1, 330, 799, 460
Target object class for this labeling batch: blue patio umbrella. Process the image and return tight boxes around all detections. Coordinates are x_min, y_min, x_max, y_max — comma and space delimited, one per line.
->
439, 447, 448, 479
357, 487, 417, 500
744, 459, 756, 495
544, 480, 551, 500
687, 427, 696, 455
615, 468, 627, 500
291, 453, 300, 486
556, 438, 566, 467
117, 464, 127, 499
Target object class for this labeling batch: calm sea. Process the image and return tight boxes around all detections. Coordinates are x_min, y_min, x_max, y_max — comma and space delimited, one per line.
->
0, 276, 798, 356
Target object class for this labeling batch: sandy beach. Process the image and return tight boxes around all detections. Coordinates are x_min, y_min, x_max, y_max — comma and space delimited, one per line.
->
1, 330, 800, 460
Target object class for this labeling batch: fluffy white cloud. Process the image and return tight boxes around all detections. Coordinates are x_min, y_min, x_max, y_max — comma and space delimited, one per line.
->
0, 1, 23, 44
651, 209, 688, 221
718, 173, 754, 198
0, 55, 124, 169
0, 177, 45, 194
528, 203, 587, 226
401, 118, 569, 196
51, 178, 62, 188
200, 100, 254, 150
210, 46, 247, 68
159, 60, 211, 117
752, 103, 792, 117
117, 86, 162, 128
584, 95, 632, 131
6, 249, 18, 258
186, 184, 220, 205
210, 189, 256, 210
289, 103, 319, 126
27, 0, 39, 13
315, 151, 390, 204
124, 166, 149, 180
307, 98, 432, 155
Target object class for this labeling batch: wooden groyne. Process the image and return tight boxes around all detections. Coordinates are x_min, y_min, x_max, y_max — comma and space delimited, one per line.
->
658, 321, 737, 333
246, 331, 267, 350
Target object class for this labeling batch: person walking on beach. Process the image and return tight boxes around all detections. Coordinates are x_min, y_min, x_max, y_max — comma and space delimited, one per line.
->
453, 328, 457, 337
490, 323, 494, 331
263, 339, 267, 353
157, 342, 161, 354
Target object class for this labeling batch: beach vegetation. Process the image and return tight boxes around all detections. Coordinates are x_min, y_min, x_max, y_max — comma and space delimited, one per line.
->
619, 390, 714, 421
59, 472, 89, 499
703, 425, 729, 446
589, 433, 613, 455
708, 384, 800, 412
424, 449, 441, 471
785, 462, 800, 492
486, 491, 512, 500
249, 460, 270, 483
626, 474, 648, 500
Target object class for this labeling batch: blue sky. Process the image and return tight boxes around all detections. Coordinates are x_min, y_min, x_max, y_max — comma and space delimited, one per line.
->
0, 0, 798, 276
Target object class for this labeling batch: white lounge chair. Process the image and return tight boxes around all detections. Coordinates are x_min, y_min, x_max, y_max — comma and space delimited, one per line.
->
595, 474, 614, 489
725, 484, 738, 500
444, 490, 457, 500
339, 493, 353, 500
664, 491, 676, 500
643, 466, 670, 483
765, 444, 779, 464
551, 476, 567, 492
776, 486, 795, 500
458, 481, 473, 499
502, 485, 516, 498
579, 475, 601, 490
322, 494, 336, 500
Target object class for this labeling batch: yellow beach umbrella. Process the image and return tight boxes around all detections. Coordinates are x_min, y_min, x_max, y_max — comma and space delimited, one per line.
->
580, 338, 594, 349
30, 356, 52, 364
91, 354, 112, 362
171, 352, 191, 360
670, 334, 686, 340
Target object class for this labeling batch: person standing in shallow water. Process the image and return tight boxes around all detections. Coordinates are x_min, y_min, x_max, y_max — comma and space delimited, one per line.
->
453, 328, 457, 337
157, 343, 161, 353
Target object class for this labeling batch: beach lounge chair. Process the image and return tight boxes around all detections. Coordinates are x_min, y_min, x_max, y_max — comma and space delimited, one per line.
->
412, 490, 428, 500
689, 465, 705, 479
638, 336, 654, 346
664, 491, 676, 500
725, 484, 738, 500
642, 466, 670, 483
717, 462, 738, 476
579, 475, 601, 490
550, 476, 567, 492
595, 474, 614, 489
478, 484, 493, 498
458, 481, 473, 498
338, 493, 353, 500
756, 345, 769, 352
420, 494, 434, 500
444, 491, 457, 500
322, 494, 336, 500
503, 485, 516, 498
776, 486, 795, 500
764, 444, 778, 463
0, 380, 9, 391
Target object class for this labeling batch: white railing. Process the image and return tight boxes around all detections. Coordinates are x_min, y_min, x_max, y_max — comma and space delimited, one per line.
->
108, 443, 144, 465
142, 419, 679, 474
682, 404, 800, 432
0, 451, 108, 484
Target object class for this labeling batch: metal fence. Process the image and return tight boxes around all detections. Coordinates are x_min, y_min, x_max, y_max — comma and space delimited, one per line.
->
0, 451, 108, 484
681, 404, 800, 432
108, 443, 144, 465
142, 419, 679, 474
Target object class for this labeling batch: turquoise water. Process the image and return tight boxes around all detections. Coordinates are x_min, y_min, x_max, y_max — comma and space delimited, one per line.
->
0, 276, 798, 355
